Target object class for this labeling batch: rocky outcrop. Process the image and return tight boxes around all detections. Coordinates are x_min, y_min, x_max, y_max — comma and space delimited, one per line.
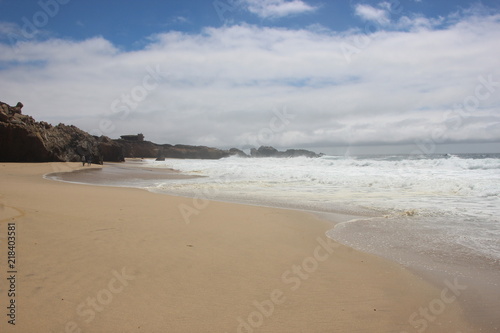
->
0, 101, 238, 162
250, 146, 321, 158
228, 148, 248, 158
0, 101, 123, 162
163, 145, 231, 159
282, 149, 322, 158
1, 101, 320, 162
0, 102, 23, 120
250, 146, 279, 157
127, 142, 236, 160
98, 136, 125, 162
115, 139, 160, 159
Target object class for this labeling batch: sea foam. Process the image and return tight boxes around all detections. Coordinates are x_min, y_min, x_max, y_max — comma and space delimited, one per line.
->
145, 154, 500, 266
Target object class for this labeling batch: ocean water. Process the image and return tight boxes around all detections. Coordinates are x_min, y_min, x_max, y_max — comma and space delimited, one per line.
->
143, 153, 500, 279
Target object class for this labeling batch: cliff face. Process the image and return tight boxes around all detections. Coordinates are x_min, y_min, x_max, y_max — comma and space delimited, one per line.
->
0, 101, 123, 162
115, 139, 160, 159
0, 101, 237, 162
159, 144, 232, 159
116, 141, 236, 160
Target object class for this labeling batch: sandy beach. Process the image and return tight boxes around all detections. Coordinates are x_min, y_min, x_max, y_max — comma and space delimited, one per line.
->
0, 162, 477, 332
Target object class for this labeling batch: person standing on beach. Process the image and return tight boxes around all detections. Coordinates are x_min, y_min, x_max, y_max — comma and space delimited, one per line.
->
81, 155, 86, 166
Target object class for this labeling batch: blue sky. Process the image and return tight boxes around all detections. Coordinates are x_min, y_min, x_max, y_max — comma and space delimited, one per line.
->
3, 0, 497, 49
1, 0, 500, 154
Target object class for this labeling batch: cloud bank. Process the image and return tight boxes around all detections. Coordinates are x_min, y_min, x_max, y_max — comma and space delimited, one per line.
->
0, 6, 499, 151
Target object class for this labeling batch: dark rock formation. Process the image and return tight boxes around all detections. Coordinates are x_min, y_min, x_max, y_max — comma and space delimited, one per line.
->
0, 101, 23, 118
250, 146, 279, 157
109, 140, 253, 160
0, 101, 123, 162
115, 139, 160, 159
164, 144, 230, 159
228, 148, 248, 158
282, 149, 322, 158
98, 136, 125, 162
250, 146, 321, 158
0, 101, 240, 162
0, 101, 320, 163
121, 141, 235, 160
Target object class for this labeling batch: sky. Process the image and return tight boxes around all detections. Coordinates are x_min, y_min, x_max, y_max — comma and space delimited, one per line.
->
1, 0, 500, 155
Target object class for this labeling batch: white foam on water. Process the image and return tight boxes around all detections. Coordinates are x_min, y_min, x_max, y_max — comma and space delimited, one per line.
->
144, 154, 500, 263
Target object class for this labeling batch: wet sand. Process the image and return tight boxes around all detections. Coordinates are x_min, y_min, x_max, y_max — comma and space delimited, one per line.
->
47, 160, 199, 187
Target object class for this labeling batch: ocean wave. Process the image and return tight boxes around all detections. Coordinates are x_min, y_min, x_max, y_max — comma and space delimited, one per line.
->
141, 154, 500, 266
145, 154, 500, 218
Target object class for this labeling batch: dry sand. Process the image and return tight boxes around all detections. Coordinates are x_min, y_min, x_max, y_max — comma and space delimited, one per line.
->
0, 162, 477, 332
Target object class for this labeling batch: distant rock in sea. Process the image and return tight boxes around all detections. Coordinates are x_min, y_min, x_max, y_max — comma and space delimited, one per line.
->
250, 146, 321, 158
228, 148, 248, 158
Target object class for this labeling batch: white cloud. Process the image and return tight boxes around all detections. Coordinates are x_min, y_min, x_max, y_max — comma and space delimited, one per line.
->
394, 14, 444, 31
243, 0, 317, 19
169, 16, 191, 25
0, 11, 499, 150
354, 3, 391, 25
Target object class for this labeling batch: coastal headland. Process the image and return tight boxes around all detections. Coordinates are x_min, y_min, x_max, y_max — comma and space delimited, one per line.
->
0, 101, 321, 163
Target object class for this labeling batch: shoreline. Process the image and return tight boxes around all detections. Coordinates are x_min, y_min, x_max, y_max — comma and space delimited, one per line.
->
0, 162, 478, 332
43, 160, 500, 328
45, 161, 381, 224
45, 161, 500, 331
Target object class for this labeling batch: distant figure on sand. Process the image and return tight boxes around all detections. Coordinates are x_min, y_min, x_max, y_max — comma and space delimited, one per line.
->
86, 155, 92, 166
81, 155, 86, 166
